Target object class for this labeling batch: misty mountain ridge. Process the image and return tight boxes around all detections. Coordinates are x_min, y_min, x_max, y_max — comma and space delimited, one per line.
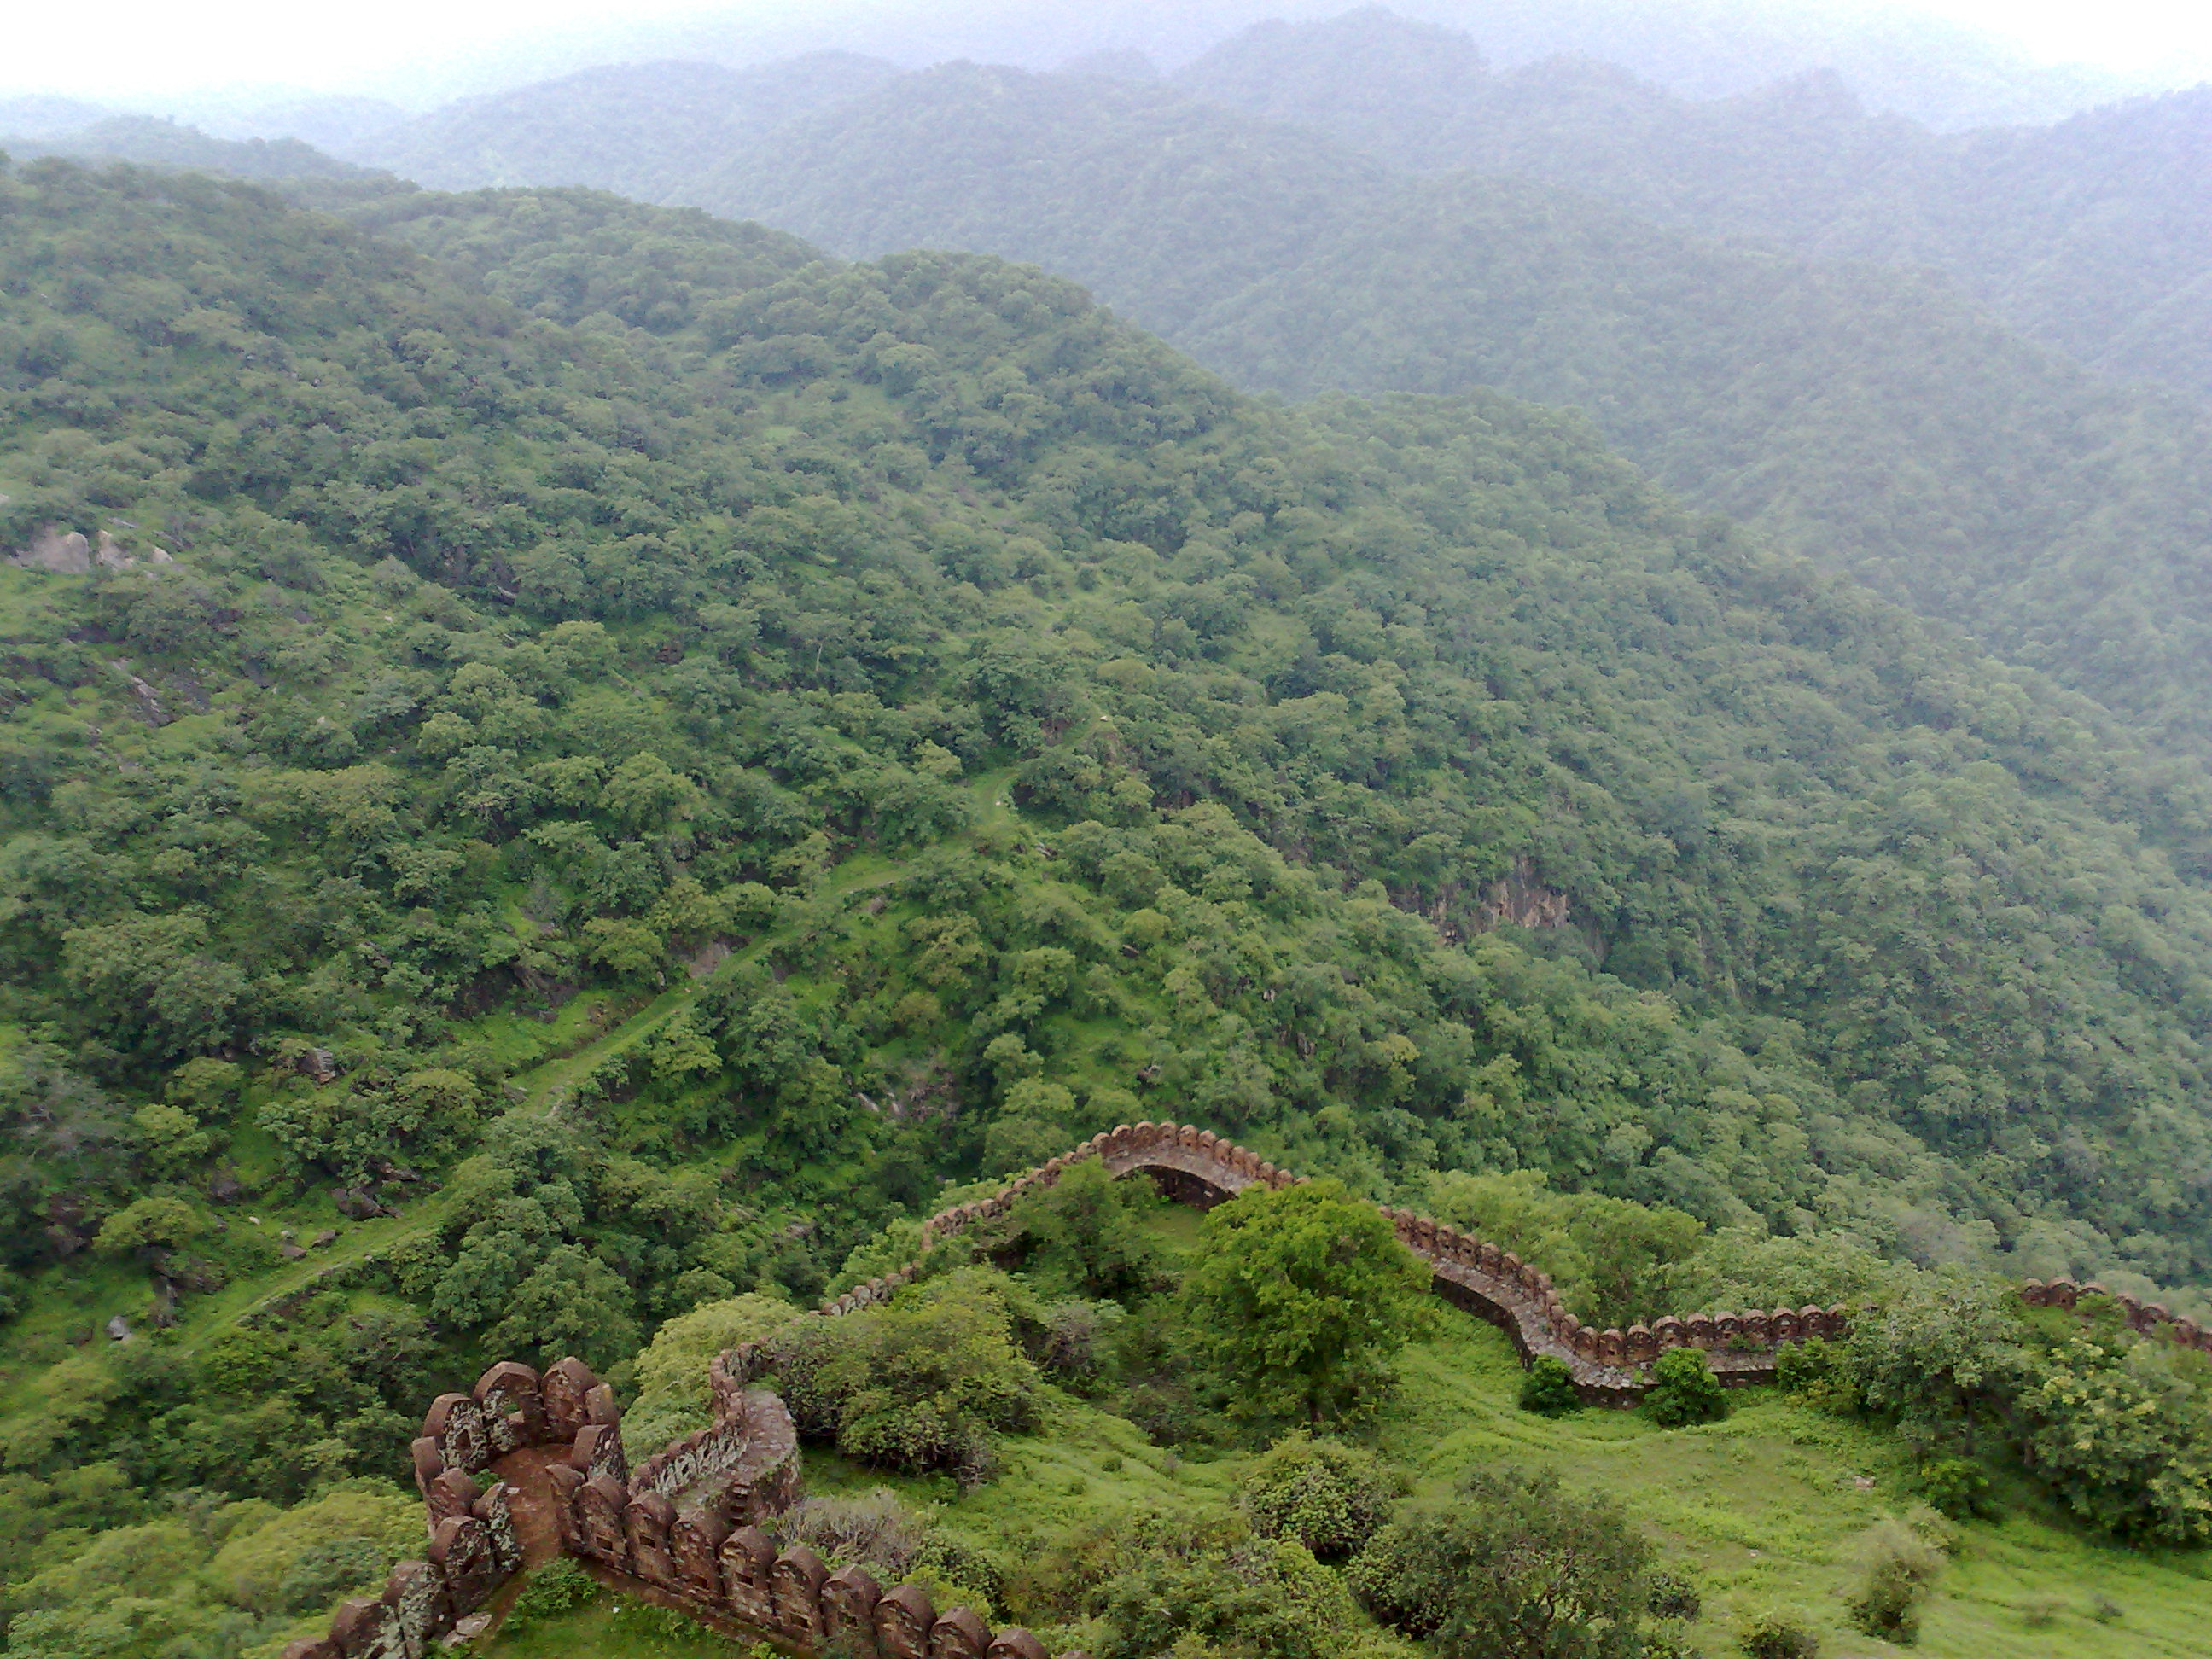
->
1177, 9, 2212, 405
0, 114, 366, 182
345, 50, 901, 200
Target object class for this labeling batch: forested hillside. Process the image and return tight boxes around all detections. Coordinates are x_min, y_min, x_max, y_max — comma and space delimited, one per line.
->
1178, 9, 2212, 405
683, 61, 2212, 765
9, 143, 2212, 1653
9, 157, 2212, 1341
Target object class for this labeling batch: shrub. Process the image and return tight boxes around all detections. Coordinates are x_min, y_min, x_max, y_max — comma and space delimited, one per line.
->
1912, 1456, 1996, 1521
777, 1490, 930, 1579
771, 1268, 1039, 1481
1773, 1336, 1838, 1397
1350, 1464, 1664, 1658
1178, 1178, 1435, 1423
1645, 1570, 1702, 1621
1519, 1355, 1581, 1416
508, 1558, 599, 1626
1088, 1519, 1369, 1659
1644, 1348, 1729, 1427
1847, 1519, 1945, 1644
1736, 1613, 1818, 1658
1241, 1432, 1398, 1560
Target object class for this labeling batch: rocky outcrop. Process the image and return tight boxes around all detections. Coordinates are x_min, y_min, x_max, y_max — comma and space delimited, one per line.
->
9, 525, 173, 573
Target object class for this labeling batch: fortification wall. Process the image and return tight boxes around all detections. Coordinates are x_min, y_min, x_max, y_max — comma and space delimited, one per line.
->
282, 1121, 2210, 1659
279, 1347, 1059, 1659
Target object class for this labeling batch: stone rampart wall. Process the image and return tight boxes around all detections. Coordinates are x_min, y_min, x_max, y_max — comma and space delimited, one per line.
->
282, 1121, 2210, 1659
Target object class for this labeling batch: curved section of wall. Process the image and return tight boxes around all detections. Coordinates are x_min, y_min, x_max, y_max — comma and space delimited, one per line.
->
864, 1121, 2212, 1402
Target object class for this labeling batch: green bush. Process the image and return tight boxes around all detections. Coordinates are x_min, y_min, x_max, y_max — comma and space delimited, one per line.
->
1643, 1348, 1729, 1427
1847, 1519, 1946, 1644
1087, 1519, 1371, 1659
1519, 1355, 1582, 1416
1645, 1571, 1702, 1621
1773, 1336, 1839, 1398
1736, 1613, 1819, 1658
771, 1268, 1040, 1481
988, 1158, 1170, 1301
1349, 1464, 1667, 1657
509, 1558, 600, 1626
1241, 1432, 1399, 1560
1912, 1456, 1996, 1521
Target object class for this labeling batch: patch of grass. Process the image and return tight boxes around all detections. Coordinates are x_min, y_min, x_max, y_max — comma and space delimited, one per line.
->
477, 1590, 771, 1659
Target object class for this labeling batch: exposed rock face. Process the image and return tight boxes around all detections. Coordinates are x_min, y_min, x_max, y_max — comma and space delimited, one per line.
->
1476, 853, 1570, 930
9, 525, 174, 573
12, 527, 91, 573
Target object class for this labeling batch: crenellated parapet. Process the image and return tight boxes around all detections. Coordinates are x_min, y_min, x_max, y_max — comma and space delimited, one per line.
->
862, 1121, 2212, 1403
2019, 1278, 2211, 1351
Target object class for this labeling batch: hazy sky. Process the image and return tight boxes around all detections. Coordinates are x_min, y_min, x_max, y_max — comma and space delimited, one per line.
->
9, 0, 2212, 103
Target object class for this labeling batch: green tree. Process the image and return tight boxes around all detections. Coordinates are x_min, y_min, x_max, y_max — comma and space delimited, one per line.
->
486, 1244, 641, 1369
94, 1196, 202, 1259
1643, 1348, 1730, 1428
1519, 1355, 1582, 1417
1349, 1465, 1663, 1659
771, 1269, 1040, 1480
1178, 1179, 1434, 1423
991, 1159, 1168, 1301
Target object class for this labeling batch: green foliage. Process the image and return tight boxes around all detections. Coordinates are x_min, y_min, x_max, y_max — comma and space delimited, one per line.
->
1425, 1169, 1703, 1329
625, 1293, 805, 1455
986, 1161, 1170, 1302
1348, 1464, 1666, 1658
1067, 1516, 1382, 1659
508, 1558, 602, 1627
91, 1196, 201, 1258
1518, 1355, 1582, 1417
1735, 1613, 1819, 1659
1814, 1283, 2212, 1545
771, 1269, 1040, 1480
1179, 1179, 1434, 1424
703, 55, 2212, 768
2, 1481, 420, 1659
1239, 1432, 1397, 1561
1643, 1348, 1730, 1429
1, 147, 2211, 1627
1912, 1457, 1996, 1522
1846, 1519, 1946, 1644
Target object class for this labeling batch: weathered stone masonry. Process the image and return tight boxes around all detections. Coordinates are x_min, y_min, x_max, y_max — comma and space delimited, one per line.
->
280, 1121, 2212, 1659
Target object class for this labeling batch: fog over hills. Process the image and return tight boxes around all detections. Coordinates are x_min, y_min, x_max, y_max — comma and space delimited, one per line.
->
1177, 10, 2212, 404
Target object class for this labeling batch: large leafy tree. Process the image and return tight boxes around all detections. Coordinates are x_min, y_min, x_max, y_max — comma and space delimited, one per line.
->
1179, 1178, 1433, 1423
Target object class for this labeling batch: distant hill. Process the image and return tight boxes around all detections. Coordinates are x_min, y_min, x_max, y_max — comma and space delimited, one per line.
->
341, 52, 899, 199
202, 93, 411, 153
397, 0, 2152, 133
1177, 9, 2212, 405
687, 61, 2212, 761
0, 115, 364, 180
